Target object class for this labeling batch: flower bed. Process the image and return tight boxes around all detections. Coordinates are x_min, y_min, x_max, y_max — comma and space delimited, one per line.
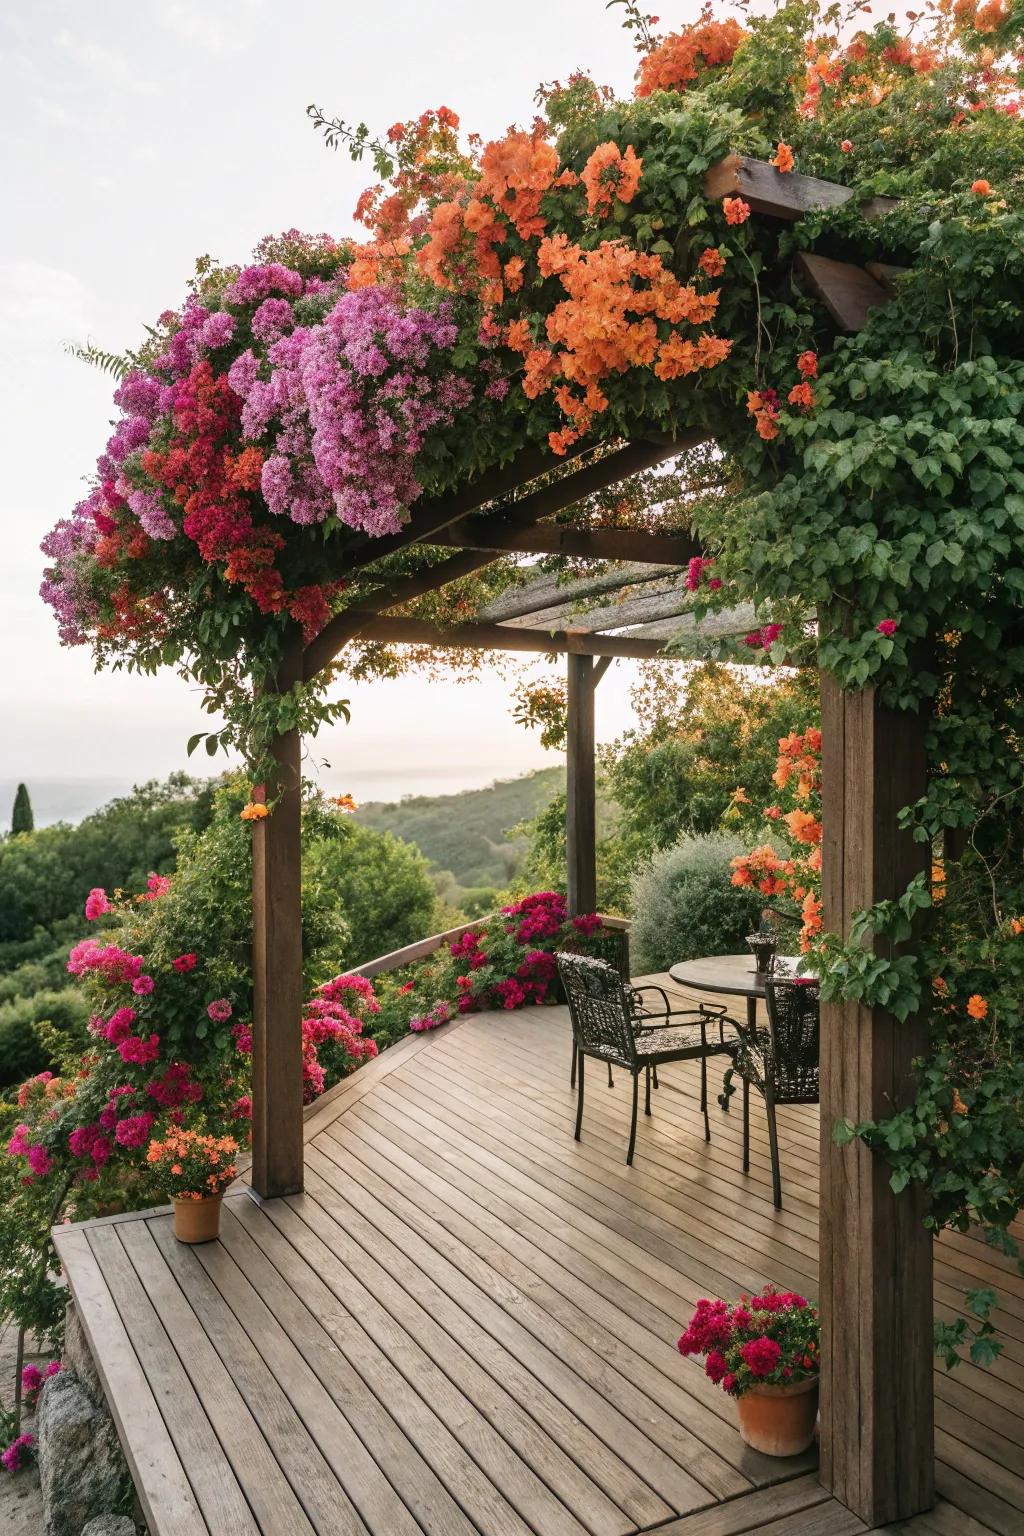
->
354, 892, 617, 1048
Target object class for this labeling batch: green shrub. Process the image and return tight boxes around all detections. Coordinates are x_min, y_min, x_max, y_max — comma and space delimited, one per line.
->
0, 988, 90, 1087
629, 835, 765, 975
305, 820, 437, 968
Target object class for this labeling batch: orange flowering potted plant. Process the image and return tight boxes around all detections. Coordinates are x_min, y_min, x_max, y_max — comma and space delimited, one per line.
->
678, 1288, 820, 1456
146, 1128, 239, 1244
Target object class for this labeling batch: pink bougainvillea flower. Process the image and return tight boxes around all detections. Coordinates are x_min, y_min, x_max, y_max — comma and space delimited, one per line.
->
84, 888, 110, 921
207, 998, 233, 1023
877, 619, 898, 637
131, 974, 155, 996
172, 953, 197, 973
1, 1434, 34, 1474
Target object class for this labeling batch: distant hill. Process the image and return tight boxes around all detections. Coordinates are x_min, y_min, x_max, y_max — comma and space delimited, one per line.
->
355, 766, 564, 897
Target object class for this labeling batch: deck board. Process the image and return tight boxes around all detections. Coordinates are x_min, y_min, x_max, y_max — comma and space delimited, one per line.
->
54, 992, 1024, 1536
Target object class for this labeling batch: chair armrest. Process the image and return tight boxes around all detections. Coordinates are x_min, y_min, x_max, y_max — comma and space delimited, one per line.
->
630, 983, 672, 1016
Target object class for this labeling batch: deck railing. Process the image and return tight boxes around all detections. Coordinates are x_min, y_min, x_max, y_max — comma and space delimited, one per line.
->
348, 911, 631, 980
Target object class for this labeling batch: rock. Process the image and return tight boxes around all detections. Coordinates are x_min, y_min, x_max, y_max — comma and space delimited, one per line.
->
36, 1371, 130, 1536
80, 1518, 136, 1536
62, 1303, 103, 1406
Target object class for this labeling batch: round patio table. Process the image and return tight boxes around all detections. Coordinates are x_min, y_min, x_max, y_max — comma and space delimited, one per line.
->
668, 952, 805, 1032
668, 954, 808, 1108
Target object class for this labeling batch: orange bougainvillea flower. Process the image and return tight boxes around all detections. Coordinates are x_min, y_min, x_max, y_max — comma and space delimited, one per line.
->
787, 381, 815, 412
698, 246, 727, 277
797, 350, 818, 378
581, 141, 643, 216
971, 178, 992, 195
511, 234, 730, 453
747, 388, 780, 440
723, 196, 751, 225
967, 994, 989, 1020
772, 141, 795, 173
503, 256, 525, 292
240, 802, 269, 822
331, 793, 358, 813
635, 17, 747, 97
784, 808, 822, 846
477, 129, 559, 239
841, 139, 853, 153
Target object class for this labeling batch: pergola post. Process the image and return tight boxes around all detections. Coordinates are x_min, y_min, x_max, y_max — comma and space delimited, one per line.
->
566, 652, 597, 916
818, 674, 934, 1525
250, 641, 306, 1199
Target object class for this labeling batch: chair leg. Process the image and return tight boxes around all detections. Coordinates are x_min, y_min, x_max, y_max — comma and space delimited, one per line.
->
607, 1062, 614, 1089
570, 1038, 576, 1090
701, 1060, 710, 1140
766, 1092, 783, 1209
644, 1064, 652, 1116
626, 1073, 639, 1165
574, 1051, 585, 1142
742, 1076, 750, 1174
652, 1064, 659, 1091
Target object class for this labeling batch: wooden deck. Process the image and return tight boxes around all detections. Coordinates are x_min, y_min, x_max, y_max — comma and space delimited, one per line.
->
54, 985, 1024, 1536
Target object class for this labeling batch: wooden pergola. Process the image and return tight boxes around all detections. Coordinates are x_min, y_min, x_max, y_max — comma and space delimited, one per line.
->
249, 156, 933, 1528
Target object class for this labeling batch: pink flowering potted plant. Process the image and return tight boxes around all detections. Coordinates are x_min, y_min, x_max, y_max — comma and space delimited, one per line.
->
146, 1128, 239, 1244
678, 1287, 820, 1456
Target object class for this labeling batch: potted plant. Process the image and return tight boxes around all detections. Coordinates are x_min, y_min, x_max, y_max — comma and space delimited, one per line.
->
146, 1128, 239, 1244
678, 1287, 820, 1456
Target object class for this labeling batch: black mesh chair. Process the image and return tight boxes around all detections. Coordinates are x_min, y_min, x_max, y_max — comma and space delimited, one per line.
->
557, 951, 736, 1165
731, 975, 820, 1209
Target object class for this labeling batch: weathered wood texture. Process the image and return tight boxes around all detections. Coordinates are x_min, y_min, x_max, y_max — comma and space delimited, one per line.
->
704, 154, 900, 223
302, 438, 696, 679
566, 653, 597, 916
430, 522, 701, 564
819, 677, 935, 1524
56, 1002, 1024, 1536
335, 613, 673, 658
796, 253, 893, 334
251, 643, 305, 1199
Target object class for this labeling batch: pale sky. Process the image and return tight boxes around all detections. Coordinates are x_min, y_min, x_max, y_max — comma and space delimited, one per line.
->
2, 0, 697, 811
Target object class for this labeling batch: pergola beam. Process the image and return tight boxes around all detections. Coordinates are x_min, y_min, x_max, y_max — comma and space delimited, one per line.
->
304, 436, 701, 680
430, 523, 702, 565
704, 153, 900, 222
342, 613, 672, 659
796, 252, 893, 333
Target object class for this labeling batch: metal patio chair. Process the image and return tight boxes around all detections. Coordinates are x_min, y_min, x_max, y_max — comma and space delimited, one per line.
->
731, 975, 820, 1209
563, 929, 677, 1091
557, 951, 736, 1165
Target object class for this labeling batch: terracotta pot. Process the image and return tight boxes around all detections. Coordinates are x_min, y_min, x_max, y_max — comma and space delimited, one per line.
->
172, 1194, 223, 1245
736, 1377, 819, 1457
